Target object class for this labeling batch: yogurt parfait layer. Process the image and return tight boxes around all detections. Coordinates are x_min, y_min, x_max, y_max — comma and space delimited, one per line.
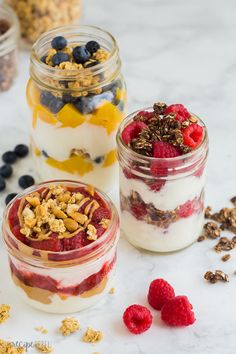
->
27, 25, 127, 191
2, 181, 119, 313
117, 103, 208, 252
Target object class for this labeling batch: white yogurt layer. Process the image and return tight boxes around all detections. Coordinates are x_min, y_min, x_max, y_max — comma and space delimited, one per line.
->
121, 210, 204, 252
120, 169, 205, 211
34, 154, 118, 192
32, 120, 116, 160
13, 268, 116, 314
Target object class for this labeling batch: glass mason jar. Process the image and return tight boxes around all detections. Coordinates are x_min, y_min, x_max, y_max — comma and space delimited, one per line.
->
2, 180, 120, 314
5, 0, 81, 45
26, 25, 127, 192
117, 109, 209, 253
0, 4, 19, 91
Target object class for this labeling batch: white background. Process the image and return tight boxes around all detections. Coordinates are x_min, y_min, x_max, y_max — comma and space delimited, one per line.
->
0, 0, 236, 353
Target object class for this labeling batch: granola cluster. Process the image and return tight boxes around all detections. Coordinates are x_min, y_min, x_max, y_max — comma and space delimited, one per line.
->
34, 342, 54, 353
82, 327, 103, 343
0, 340, 25, 354
0, 304, 10, 324
6, 0, 81, 44
59, 317, 80, 336
204, 270, 229, 284
18, 184, 109, 243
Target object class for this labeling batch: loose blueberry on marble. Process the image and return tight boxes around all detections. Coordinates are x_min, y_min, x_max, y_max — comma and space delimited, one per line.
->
5, 193, 17, 205
48, 97, 65, 114
0, 176, 6, 191
51, 36, 67, 50
0, 164, 13, 178
73, 46, 91, 64
40, 91, 54, 107
52, 52, 70, 66
85, 41, 100, 54
2, 151, 17, 164
18, 175, 35, 189
14, 144, 29, 158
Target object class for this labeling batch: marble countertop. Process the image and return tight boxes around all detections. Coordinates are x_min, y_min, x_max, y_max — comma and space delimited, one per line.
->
1, 0, 236, 353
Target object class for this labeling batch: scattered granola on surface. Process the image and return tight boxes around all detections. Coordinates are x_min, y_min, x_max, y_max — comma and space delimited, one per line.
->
109, 287, 115, 294
204, 270, 229, 284
0, 304, 10, 324
0, 339, 25, 354
59, 317, 80, 336
35, 326, 48, 334
83, 327, 103, 343
34, 342, 54, 353
221, 254, 231, 262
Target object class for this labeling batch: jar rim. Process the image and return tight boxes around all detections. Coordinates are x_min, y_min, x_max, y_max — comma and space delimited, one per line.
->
2, 180, 120, 266
116, 106, 209, 164
30, 24, 120, 90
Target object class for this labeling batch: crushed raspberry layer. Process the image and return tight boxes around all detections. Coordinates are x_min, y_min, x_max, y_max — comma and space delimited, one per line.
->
121, 192, 204, 229
8, 185, 111, 252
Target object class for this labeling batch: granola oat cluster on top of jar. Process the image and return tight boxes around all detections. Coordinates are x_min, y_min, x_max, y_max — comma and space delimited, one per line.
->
117, 102, 208, 252
5, 0, 81, 45
27, 26, 127, 191
3, 181, 119, 313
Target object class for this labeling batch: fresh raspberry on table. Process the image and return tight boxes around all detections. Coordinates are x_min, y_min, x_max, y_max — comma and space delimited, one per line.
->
121, 121, 148, 145
183, 124, 203, 148
164, 104, 191, 123
123, 304, 153, 334
177, 200, 195, 218
148, 279, 175, 310
161, 295, 196, 327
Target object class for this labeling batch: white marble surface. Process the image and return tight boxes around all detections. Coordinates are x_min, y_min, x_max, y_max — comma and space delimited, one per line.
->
1, 0, 236, 353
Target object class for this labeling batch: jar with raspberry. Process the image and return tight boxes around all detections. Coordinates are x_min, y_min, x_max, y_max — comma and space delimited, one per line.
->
117, 103, 208, 252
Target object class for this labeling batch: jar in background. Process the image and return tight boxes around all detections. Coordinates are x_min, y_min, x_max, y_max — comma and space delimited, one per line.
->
117, 109, 208, 253
2, 180, 120, 313
0, 4, 19, 91
5, 0, 81, 45
26, 25, 127, 192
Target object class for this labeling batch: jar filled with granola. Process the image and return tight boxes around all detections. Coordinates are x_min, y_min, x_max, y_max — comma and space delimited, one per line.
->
117, 103, 209, 252
5, 0, 81, 45
2, 180, 119, 313
26, 25, 127, 192
0, 4, 19, 92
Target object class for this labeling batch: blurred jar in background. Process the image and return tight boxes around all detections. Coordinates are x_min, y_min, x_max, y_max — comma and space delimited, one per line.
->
0, 4, 19, 91
5, 0, 81, 45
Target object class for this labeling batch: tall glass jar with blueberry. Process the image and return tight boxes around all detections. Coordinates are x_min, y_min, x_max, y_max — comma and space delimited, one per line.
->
27, 25, 127, 191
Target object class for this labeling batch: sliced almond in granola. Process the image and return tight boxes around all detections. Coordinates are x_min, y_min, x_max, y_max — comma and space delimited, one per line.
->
70, 211, 88, 225
64, 218, 79, 232
53, 207, 67, 219
26, 196, 40, 207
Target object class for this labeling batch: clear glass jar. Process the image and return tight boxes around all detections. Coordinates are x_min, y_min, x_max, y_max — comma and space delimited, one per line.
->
117, 108, 209, 253
26, 25, 127, 192
5, 0, 81, 45
2, 180, 120, 314
0, 4, 19, 91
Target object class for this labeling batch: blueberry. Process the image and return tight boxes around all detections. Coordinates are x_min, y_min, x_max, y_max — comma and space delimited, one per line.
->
94, 156, 104, 164
18, 175, 35, 189
2, 151, 17, 164
92, 91, 114, 106
5, 193, 17, 205
85, 41, 100, 54
74, 96, 95, 114
0, 177, 6, 191
14, 144, 29, 158
40, 55, 47, 64
0, 164, 13, 178
51, 36, 67, 50
72, 46, 91, 64
62, 93, 76, 104
40, 91, 54, 107
84, 60, 100, 68
59, 80, 69, 88
52, 52, 70, 66
103, 79, 122, 94
48, 97, 65, 113
42, 150, 49, 158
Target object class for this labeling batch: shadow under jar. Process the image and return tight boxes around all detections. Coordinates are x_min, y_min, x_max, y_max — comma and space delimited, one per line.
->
2, 180, 120, 313
117, 109, 209, 253
26, 25, 127, 192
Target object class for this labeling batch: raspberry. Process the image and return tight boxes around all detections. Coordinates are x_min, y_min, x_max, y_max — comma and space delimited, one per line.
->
148, 279, 175, 310
123, 167, 135, 179
29, 233, 63, 252
130, 201, 147, 220
152, 141, 181, 158
164, 104, 190, 123
122, 121, 147, 145
92, 207, 111, 223
149, 179, 166, 192
138, 110, 155, 119
161, 295, 196, 327
183, 124, 203, 148
177, 200, 195, 218
123, 304, 153, 334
